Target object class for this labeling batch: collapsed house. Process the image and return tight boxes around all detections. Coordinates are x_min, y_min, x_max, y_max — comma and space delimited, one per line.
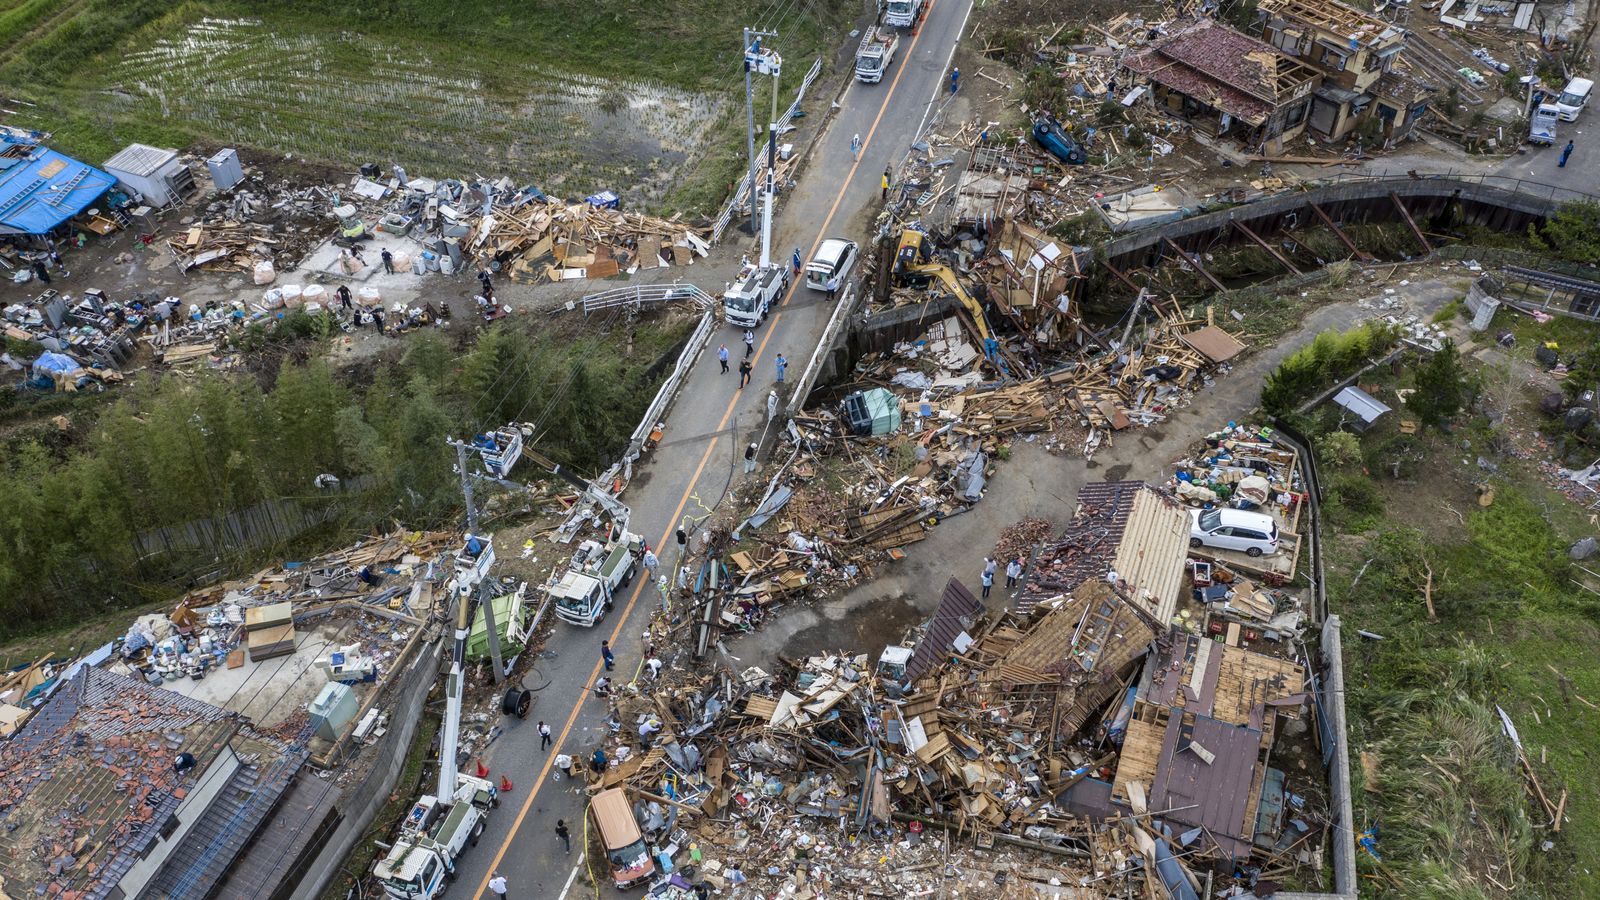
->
1255, 0, 1424, 145
1121, 19, 1323, 152
0, 667, 310, 899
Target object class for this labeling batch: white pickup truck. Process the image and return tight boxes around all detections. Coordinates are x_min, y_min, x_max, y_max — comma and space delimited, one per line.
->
855, 27, 898, 84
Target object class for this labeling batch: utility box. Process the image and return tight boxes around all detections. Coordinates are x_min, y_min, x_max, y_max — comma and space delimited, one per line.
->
103, 143, 195, 207
206, 148, 244, 191
309, 681, 359, 741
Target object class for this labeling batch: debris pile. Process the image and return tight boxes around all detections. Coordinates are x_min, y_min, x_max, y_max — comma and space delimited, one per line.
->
585, 571, 1328, 898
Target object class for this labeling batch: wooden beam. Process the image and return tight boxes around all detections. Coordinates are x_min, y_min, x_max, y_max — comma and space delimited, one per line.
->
1308, 202, 1374, 261
1231, 219, 1302, 275
1161, 236, 1229, 293
1102, 261, 1144, 294
1388, 192, 1434, 254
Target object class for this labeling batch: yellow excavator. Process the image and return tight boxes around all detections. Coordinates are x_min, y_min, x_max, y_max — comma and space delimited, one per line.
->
894, 227, 1005, 372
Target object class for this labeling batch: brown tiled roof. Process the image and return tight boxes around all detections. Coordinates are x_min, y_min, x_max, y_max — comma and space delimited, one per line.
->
1122, 19, 1317, 125
0, 668, 245, 899
1148, 713, 1262, 857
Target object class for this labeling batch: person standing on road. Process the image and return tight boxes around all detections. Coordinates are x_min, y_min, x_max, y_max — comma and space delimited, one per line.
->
555, 752, 574, 780
380, 248, 394, 274
488, 873, 509, 898
538, 720, 552, 751
767, 389, 779, 423
738, 358, 752, 388
744, 442, 758, 473
983, 557, 997, 579
981, 568, 994, 599
744, 329, 755, 358
336, 284, 353, 311
792, 247, 802, 277
881, 170, 891, 200
850, 133, 862, 161
601, 640, 615, 671
950, 66, 960, 95
1006, 557, 1023, 589
1561, 140, 1575, 167
643, 547, 659, 577
555, 820, 572, 854
718, 344, 730, 373
775, 354, 787, 383
825, 277, 839, 303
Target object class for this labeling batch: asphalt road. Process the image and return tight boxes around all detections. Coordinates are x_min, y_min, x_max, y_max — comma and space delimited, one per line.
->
451, 3, 974, 897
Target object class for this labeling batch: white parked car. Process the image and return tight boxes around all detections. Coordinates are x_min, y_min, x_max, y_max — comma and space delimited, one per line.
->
805, 239, 859, 293
1189, 508, 1280, 558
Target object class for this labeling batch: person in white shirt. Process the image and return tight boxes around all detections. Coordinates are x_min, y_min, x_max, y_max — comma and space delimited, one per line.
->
488, 873, 509, 897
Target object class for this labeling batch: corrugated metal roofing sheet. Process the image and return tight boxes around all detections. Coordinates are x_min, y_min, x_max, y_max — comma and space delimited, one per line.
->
103, 142, 179, 177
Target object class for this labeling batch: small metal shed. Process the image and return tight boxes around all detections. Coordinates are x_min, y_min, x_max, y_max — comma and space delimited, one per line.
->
1331, 386, 1392, 431
103, 143, 194, 207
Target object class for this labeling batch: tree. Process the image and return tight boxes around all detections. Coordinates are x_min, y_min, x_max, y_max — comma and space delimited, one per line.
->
1317, 431, 1364, 469
1406, 340, 1470, 427
1530, 200, 1600, 264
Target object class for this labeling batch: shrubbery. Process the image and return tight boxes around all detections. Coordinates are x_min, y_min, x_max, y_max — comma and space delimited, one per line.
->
1260, 320, 1399, 415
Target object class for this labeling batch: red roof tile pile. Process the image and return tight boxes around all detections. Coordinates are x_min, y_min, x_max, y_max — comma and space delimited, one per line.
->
1122, 19, 1313, 126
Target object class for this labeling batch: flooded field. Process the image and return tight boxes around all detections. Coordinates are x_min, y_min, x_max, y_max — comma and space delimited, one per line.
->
115, 17, 728, 199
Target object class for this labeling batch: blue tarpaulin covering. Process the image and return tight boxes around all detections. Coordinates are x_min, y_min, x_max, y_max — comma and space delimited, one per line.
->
0, 134, 115, 235
32, 352, 79, 375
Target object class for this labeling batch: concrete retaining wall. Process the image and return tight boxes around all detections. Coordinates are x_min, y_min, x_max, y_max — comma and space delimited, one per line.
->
1103, 175, 1576, 271
295, 637, 444, 898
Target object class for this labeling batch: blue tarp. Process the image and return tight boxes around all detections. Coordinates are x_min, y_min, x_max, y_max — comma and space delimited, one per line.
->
0, 137, 115, 235
32, 352, 78, 375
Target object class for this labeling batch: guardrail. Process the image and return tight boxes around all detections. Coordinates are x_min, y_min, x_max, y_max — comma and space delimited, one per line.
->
786, 280, 861, 417
581, 282, 717, 315
1305, 170, 1599, 206
710, 57, 826, 244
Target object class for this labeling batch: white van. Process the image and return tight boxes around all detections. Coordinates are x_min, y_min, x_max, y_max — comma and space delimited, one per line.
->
1556, 77, 1592, 122
1189, 508, 1281, 558
804, 239, 859, 292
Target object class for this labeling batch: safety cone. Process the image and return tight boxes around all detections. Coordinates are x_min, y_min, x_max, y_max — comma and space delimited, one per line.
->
474, 759, 489, 778
499, 774, 514, 793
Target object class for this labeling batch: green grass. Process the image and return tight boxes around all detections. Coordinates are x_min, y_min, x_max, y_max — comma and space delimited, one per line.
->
2, 0, 850, 213
1317, 381, 1600, 896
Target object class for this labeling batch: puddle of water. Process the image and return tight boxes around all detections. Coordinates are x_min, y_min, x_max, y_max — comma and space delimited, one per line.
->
116, 17, 727, 199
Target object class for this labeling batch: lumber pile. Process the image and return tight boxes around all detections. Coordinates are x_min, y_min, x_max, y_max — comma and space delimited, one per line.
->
466, 200, 711, 284
168, 221, 279, 272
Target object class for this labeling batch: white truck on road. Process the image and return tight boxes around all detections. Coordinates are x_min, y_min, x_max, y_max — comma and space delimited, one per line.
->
883, 0, 924, 28
855, 27, 898, 83
549, 527, 645, 627
373, 776, 499, 900
723, 265, 788, 328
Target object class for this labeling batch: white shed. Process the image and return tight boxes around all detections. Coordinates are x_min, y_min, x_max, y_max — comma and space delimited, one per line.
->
102, 143, 194, 207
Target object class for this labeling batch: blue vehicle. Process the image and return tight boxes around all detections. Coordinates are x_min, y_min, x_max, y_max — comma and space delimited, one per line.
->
1032, 116, 1088, 165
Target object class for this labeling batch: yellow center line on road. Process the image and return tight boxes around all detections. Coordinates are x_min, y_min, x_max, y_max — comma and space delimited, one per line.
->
473, 6, 942, 891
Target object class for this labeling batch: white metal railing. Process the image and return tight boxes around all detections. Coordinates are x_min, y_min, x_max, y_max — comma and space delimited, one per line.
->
711, 57, 826, 244
785, 281, 860, 417
581, 282, 717, 315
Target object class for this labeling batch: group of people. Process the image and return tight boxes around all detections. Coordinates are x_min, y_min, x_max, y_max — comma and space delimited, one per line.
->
979, 555, 1026, 599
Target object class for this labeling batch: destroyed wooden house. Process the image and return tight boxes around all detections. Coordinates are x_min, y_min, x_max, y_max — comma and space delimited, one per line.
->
1015, 481, 1191, 622
1121, 19, 1323, 153
1256, 0, 1424, 143
1067, 629, 1310, 862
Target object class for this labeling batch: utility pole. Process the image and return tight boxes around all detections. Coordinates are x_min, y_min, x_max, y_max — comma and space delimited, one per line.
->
743, 27, 779, 231
451, 440, 505, 684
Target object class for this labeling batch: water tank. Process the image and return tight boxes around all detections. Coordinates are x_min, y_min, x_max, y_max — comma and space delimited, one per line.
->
207, 149, 244, 191
309, 681, 359, 741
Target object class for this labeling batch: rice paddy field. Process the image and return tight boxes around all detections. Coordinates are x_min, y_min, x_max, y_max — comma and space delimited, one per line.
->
0, 0, 847, 211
